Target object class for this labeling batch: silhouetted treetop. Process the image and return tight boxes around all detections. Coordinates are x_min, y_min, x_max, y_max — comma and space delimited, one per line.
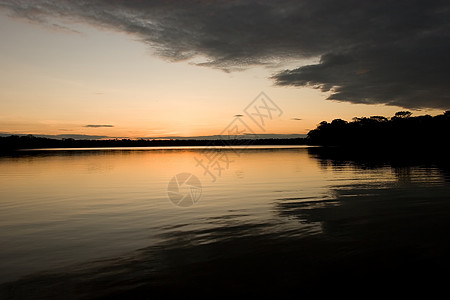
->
394, 111, 412, 118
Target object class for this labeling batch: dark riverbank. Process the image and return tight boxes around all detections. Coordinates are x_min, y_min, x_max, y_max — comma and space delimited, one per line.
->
307, 110, 450, 146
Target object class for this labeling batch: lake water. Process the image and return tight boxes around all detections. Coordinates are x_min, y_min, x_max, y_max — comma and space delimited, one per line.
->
1, 146, 449, 297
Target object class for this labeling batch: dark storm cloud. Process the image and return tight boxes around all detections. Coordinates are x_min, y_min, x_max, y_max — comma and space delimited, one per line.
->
273, 38, 450, 109
1, 0, 449, 109
84, 124, 114, 128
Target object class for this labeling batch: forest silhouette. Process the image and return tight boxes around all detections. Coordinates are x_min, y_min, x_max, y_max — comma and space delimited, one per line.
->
307, 110, 450, 147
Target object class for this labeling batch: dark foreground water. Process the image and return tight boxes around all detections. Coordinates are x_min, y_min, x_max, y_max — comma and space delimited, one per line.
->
1, 146, 449, 298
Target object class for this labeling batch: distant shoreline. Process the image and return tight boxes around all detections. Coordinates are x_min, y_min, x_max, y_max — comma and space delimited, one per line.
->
0, 136, 310, 152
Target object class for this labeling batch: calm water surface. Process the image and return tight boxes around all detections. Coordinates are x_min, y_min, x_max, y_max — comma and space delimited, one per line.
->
1, 146, 449, 297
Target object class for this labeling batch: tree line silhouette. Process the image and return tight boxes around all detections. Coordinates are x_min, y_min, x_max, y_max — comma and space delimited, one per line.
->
307, 110, 450, 147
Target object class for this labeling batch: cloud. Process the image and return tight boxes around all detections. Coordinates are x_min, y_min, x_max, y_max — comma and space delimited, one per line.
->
291, 118, 302, 121
1, 0, 449, 109
272, 41, 450, 109
234, 114, 244, 117
84, 124, 114, 128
